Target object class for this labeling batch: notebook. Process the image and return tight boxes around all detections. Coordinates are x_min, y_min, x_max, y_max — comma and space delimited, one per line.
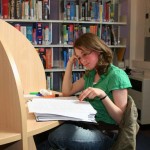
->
27, 96, 96, 122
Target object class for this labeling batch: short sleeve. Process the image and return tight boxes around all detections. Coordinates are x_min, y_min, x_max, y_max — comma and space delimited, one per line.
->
108, 69, 132, 92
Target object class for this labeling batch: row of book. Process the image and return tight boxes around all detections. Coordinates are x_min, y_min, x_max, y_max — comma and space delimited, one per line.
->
62, 23, 118, 45
46, 71, 84, 91
0, 0, 119, 21
63, 0, 119, 22
13, 22, 118, 46
0, 0, 50, 20
14, 22, 52, 45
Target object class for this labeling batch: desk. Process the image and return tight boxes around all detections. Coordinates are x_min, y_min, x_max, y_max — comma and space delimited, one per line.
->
27, 109, 62, 150
27, 91, 63, 149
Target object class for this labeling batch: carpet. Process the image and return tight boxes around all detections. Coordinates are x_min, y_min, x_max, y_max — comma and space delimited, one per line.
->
136, 132, 150, 150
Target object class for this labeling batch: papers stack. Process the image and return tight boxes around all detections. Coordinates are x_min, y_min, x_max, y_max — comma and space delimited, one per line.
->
27, 96, 96, 122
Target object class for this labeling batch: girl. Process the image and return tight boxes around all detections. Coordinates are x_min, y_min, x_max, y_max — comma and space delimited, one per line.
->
47, 33, 132, 150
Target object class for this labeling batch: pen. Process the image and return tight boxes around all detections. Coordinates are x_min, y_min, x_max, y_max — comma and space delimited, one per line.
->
30, 92, 39, 95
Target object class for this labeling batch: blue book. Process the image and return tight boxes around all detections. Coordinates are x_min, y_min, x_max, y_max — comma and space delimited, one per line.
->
63, 49, 68, 68
33, 22, 43, 45
67, 24, 74, 45
70, 1, 75, 20
26, 26, 33, 43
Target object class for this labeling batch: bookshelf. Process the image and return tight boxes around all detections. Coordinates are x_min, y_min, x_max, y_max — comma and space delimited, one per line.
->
0, 0, 128, 91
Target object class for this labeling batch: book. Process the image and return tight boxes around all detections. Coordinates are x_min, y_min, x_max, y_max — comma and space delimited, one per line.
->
2, 0, 9, 19
46, 74, 52, 90
37, 0, 42, 20
70, 0, 75, 20
24, 0, 29, 19
20, 26, 27, 37
33, 22, 43, 45
45, 48, 52, 69
42, 0, 50, 20
9, 0, 15, 19
38, 48, 46, 68
27, 96, 96, 122
26, 26, 33, 43
68, 24, 74, 45
16, 0, 22, 19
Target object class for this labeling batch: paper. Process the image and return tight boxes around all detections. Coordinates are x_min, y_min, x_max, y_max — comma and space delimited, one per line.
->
27, 96, 96, 122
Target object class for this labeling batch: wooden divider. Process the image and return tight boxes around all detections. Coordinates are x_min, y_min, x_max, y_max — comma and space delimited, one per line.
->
0, 20, 60, 150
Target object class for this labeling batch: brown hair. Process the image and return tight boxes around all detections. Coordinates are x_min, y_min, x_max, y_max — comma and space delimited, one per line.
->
74, 33, 113, 75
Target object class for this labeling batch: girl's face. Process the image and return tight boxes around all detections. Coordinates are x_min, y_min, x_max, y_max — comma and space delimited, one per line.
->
75, 48, 99, 70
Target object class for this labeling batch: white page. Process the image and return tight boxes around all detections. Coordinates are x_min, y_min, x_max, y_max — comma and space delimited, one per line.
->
27, 96, 96, 122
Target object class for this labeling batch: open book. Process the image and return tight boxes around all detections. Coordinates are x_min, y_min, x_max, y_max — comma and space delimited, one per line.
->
27, 96, 96, 122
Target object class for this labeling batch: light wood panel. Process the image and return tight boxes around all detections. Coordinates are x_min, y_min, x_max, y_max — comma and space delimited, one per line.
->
0, 20, 61, 150
0, 41, 26, 149
0, 19, 46, 94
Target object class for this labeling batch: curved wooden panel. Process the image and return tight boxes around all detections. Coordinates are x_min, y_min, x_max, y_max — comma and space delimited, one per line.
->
0, 19, 46, 94
0, 40, 27, 148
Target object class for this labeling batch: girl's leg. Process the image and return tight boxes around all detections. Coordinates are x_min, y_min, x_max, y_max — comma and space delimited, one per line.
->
48, 121, 114, 150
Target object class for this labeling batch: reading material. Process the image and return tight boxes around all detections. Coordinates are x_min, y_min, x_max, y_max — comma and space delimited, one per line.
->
27, 96, 96, 122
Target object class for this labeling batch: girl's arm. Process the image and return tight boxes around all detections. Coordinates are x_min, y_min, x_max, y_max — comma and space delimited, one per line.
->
62, 55, 85, 96
79, 87, 128, 124
101, 89, 128, 124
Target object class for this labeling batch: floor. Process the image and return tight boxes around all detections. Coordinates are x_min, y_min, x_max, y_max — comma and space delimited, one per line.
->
139, 124, 150, 137
136, 124, 150, 150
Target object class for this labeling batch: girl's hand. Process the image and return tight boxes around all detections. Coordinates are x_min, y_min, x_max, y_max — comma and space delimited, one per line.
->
68, 55, 78, 65
79, 87, 106, 101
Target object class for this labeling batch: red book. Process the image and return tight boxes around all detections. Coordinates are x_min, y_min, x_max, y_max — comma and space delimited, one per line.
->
45, 48, 52, 69
2, 0, 9, 19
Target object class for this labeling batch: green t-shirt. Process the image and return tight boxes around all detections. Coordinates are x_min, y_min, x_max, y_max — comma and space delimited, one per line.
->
83, 64, 132, 124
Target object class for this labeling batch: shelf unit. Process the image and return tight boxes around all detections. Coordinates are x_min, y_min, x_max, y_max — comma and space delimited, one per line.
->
1, 0, 128, 91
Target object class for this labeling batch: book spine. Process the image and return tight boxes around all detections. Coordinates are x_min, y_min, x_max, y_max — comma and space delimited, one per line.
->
38, 48, 46, 68
43, 0, 49, 20
70, 1, 75, 20
63, 49, 68, 68
35, 22, 43, 45
63, 0, 67, 20
16, 0, 22, 19
14, 23, 21, 31
44, 25, 50, 45
75, 4, 79, 21
26, 26, 33, 43
24, 0, 29, 19
66, 3, 70, 20
99, 2, 103, 22
68, 24, 74, 45
20, 26, 27, 37
63, 24, 68, 44
2, 0, 9, 19
10, 0, 15, 19
37, 0, 42, 20
47, 74, 52, 90
45, 48, 52, 69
